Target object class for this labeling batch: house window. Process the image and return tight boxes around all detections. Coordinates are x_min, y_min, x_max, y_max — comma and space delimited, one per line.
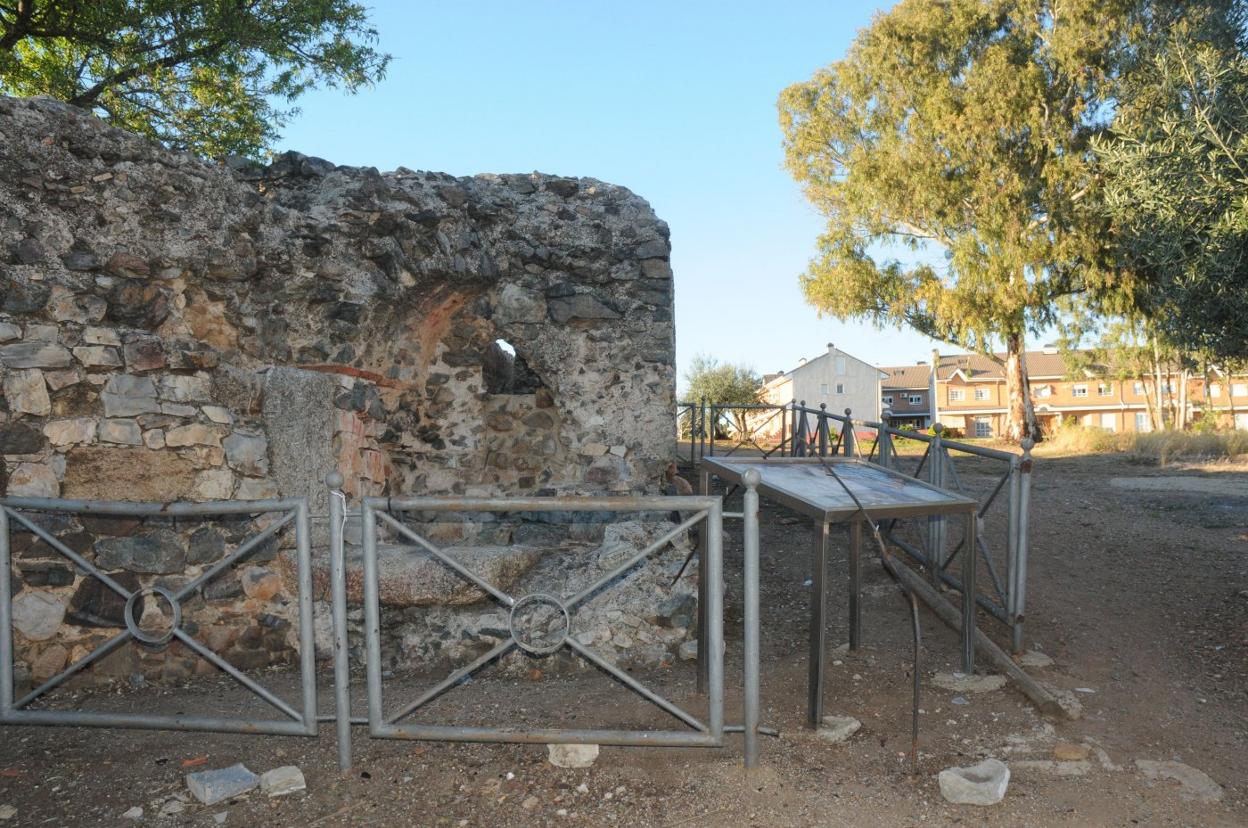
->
974, 417, 992, 438
1160, 380, 1174, 394
949, 388, 965, 402
1097, 383, 1113, 396
1135, 412, 1151, 432
908, 394, 923, 405
834, 356, 847, 374
820, 383, 829, 395
1234, 383, 1247, 397
974, 387, 990, 401
1132, 381, 1145, 395
1034, 385, 1052, 399
835, 383, 845, 394
1211, 384, 1221, 398
882, 395, 894, 405
1072, 384, 1088, 398
1236, 412, 1248, 429
1100, 412, 1117, 432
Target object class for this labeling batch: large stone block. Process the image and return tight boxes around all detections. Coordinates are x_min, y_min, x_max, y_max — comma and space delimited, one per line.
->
95, 528, 187, 574
62, 447, 197, 501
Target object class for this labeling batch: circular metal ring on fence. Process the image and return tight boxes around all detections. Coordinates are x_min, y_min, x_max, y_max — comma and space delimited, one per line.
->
509, 593, 571, 655
124, 586, 181, 647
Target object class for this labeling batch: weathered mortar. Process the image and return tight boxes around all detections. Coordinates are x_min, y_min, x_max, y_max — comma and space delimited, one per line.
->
0, 95, 682, 687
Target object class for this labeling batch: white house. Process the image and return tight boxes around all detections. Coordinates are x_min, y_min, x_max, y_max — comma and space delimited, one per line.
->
758, 343, 885, 438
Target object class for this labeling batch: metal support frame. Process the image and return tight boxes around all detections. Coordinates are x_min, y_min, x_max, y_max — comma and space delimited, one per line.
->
0, 496, 318, 736
339, 493, 726, 754
800, 407, 1036, 653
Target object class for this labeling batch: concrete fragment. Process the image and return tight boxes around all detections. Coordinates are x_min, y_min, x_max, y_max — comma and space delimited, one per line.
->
186, 764, 259, 805
259, 765, 306, 797
1136, 759, 1223, 803
547, 743, 599, 769
932, 671, 1007, 694
817, 715, 862, 744
938, 758, 1010, 806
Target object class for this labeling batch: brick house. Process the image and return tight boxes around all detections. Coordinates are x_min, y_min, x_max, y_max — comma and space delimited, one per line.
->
878, 347, 1248, 438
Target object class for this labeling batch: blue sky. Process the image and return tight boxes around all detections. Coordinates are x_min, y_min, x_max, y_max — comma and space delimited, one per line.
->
277, 1, 989, 390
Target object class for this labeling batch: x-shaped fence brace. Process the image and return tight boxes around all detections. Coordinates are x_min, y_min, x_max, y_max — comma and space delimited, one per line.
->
359, 497, 724, 746
0, 499, 317, 735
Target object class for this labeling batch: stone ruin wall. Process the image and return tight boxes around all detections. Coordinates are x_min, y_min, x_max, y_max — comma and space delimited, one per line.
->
0, 96, 687, 690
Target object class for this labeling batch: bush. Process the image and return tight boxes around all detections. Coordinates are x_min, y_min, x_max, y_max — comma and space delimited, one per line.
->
1127, 429, 1248, 464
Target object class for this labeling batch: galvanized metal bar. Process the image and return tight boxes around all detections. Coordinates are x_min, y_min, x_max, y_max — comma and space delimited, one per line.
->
841, 409, 856, 457
174, 510, 296, 601
696, 469, 711, 695
705, 497, 725, 740
0, 506, 9, 715
13, 631, 132, 709
817, 406, 829, 456
387, 638, 518, 725
566, 639, 708, 732
807, 519, 829, 728
362, 502, 385, 731
371, 723, 721, 747
1013, 440, 1035, 654
741, 469, 761, 768
0, 496, 303, 516
375, 510, 516, 608
4, 508, 132, 599
2, 709, 313, 735
173, 629, 302, 721
976, 468, 1012, 517
327, 476, 353, 771
848, 519, 862, 650
377, 495, 718, 513
961, 510, 977, 672
294, 499, 318, 736
565, 510, 706, 609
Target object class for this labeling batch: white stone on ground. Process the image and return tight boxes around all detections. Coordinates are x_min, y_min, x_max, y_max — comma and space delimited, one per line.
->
1135, 759, 1224, 803
1018, 650, 1054, 668
932, 671, 1007, 693
938, 758, 1011, 806
816, 715, 862, 744
186, 764, 259, 805
121, 806, 143, 820
259, 766, 306, 797
548, 744, 599, 768
0, 805, 15, 821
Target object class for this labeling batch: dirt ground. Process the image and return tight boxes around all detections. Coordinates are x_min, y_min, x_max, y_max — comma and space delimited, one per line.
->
1, 450, 1246, 826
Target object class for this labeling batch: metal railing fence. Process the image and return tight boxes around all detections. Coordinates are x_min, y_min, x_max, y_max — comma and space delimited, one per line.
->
0, 496, 318, 736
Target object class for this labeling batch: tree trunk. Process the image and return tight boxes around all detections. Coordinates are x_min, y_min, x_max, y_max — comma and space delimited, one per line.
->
1151, 335, 1166, 429
1003, 332, 1042, 442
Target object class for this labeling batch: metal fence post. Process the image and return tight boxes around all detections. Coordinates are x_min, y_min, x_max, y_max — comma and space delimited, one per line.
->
842, 408, 855, 457
818, 404, 829, 457
793, 401, 807, 457
928, 424, 946, 583
361, 501, 384, 731
1012, 438, 1034, 654
742, 469, 761, 768
327, 473, 353, 771
1005, 455, 1021, 655
780, 402, 788, 458
879, 428, 893, 469
707, 399, 716, 457
0, 506, 11, 716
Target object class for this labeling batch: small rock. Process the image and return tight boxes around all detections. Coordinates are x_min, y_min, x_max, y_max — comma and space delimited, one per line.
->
1135, 759, 1223, 803
678, 640, 698, 661
1018, 650, 1054, 668
932, 671, 1007, 694
160, 799, 185, 816
522, 796, 539, 810
547, 744, 599, 769
121, 806, 143, 820
1052, 742, 1090, 762
259, 765, 306, 797
817, 715, 861, 744
213, 813, 228, 825
186, 764, 259, 805
0, 805, 15, 821
938, 758, 1010, 806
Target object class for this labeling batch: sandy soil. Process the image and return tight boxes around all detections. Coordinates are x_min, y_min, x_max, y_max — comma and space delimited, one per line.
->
1, 452, 1246, 826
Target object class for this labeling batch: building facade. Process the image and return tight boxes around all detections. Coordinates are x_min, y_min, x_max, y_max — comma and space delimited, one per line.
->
879, 348, 1248, 438
757, 344, 884, 438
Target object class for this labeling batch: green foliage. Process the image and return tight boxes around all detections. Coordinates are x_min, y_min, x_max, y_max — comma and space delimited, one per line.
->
776, 0, 1228, 440
682, 355, 761, 405
0, 0, 389, 158
1096, 28, 1248, 363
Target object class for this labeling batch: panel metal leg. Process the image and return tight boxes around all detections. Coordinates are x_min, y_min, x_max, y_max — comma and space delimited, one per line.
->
807, 519, 830, 728
961, 510, 977, 673
741, 471, 761, 768
696, 469, 711, 694
849, 518, 862, 651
